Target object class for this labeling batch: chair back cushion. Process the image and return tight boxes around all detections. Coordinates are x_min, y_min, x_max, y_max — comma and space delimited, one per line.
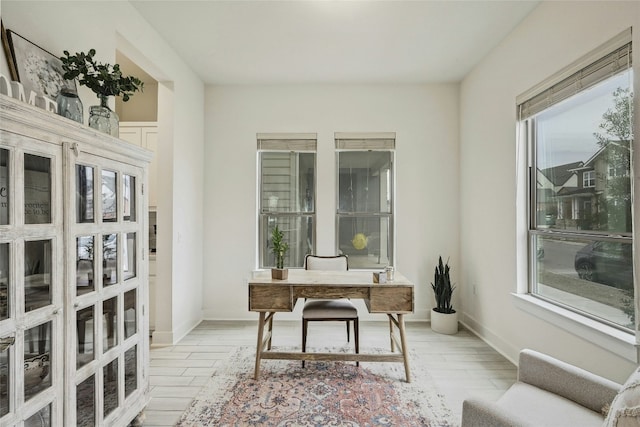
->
305, 254, 348, 271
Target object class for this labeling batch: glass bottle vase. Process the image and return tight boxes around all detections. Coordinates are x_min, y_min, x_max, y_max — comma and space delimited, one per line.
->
56, 88, 84, 124
88, 96, 119, 137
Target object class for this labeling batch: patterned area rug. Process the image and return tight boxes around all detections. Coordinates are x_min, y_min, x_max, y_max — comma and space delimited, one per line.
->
177, 346, 455, 426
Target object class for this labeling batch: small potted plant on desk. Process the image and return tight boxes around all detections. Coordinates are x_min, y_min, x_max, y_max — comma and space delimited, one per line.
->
271, 225, 289, 280
431, 256, 458, 334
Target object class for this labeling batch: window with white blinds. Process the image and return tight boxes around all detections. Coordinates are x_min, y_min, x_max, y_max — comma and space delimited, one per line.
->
335, 132, 395, 270
518, 28, 636, 332
258, 133, 316, 269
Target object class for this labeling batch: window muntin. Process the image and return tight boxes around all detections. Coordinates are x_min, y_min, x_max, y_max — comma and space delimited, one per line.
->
337, 149, 394, 269
526, 63, 633, 330
258, 148, 315, 269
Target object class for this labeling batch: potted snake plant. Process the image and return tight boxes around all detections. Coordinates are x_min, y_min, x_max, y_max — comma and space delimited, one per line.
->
431, 256, 458, 334
271, 225, 289, 280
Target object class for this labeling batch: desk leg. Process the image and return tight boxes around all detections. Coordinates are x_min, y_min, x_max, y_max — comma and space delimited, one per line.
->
388, 314, 395, 352
254, 312, 266, 380
267, 314, 274, 350
398, 314, 411, 383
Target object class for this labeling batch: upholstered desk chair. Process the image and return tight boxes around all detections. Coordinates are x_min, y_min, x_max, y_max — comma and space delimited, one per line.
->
302, 254, 359, 367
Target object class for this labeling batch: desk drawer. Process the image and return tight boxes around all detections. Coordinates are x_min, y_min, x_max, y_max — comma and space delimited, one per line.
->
367, 286, 413, 313
249, 285, 293, 311
295, 286, 369, 300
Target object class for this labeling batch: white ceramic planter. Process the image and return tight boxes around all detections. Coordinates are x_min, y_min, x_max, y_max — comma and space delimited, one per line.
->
431, 308, 458, 335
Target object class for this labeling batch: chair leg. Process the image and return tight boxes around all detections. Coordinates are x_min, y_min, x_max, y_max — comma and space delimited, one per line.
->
346, 321, 350, 342
302, 319, 308, 368
354, 318, 359, 367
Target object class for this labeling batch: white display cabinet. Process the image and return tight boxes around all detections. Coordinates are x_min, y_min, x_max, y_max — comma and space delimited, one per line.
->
0, 95, 151, 426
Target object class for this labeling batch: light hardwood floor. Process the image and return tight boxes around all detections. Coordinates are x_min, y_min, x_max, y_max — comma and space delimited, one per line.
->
142, 320, 517, 426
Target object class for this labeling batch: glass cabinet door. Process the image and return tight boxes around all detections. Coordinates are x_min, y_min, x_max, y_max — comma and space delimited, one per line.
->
69, 154, 147, 425
0, 140, 63, 427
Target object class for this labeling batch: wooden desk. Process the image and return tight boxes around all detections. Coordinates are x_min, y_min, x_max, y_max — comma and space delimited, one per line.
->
248, 269, 415, 382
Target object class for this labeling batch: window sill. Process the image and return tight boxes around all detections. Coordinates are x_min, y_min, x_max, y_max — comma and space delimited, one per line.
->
512, 293, 639, 363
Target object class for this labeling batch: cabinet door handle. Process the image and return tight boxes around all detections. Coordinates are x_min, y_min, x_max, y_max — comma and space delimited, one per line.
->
0, 336, 15, 351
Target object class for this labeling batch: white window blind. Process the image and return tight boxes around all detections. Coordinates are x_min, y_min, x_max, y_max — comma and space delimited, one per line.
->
335, 132, 396, 150
517, 28, 632, 120
257, 133, 317, 151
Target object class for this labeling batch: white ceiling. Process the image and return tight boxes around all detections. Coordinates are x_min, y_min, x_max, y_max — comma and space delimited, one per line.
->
130, 0, 539, 85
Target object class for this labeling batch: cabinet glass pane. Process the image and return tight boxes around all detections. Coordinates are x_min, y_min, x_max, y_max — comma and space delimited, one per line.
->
103, 297, 117, 352
0, 243, 8, 320
124, 289, 136, 339
24, 154, 51, 224
0, 148, 8, 225
103, 234, 117, 286
0, 339, 9, 417
124, 345, 137, 397
76, 236, 94, 295
76, 375, 94, 427
25, 240, 52, 311
123, 175, 136, 222
76, 306, 94, 369
24, 321, 51, 401
76, 165, 94, 223
124, 233, 136, 281
103, 359, 118, 417
24, 403, 50, 427
102, 170, 117, 223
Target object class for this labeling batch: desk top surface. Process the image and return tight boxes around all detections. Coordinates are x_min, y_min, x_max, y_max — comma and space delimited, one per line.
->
249, 269, 413, 287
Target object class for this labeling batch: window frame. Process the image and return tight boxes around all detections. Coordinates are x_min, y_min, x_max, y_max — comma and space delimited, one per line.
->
515, 29, 638, 361
257, 134, 317, 269
334, 133, 396, 270
583, 170, 596, 188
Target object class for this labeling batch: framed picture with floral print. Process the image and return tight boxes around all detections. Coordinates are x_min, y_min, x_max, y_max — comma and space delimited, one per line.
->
5, 29, 76, 100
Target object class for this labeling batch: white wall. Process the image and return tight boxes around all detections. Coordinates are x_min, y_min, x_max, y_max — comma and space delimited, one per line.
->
460, 1, 640, 382
203, 84, 460, 321
1, 1, 205, 345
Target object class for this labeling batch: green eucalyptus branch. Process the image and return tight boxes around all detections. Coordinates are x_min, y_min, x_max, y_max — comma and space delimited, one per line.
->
60, 49, 143, 101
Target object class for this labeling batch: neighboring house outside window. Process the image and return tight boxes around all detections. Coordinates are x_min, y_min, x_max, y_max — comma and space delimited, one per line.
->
518, 33, 634, 331
258, 134, 316, 268
335, 133, 395, 270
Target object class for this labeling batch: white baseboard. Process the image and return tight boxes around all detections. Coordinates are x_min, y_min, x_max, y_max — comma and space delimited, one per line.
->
461, 312, 519, 366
